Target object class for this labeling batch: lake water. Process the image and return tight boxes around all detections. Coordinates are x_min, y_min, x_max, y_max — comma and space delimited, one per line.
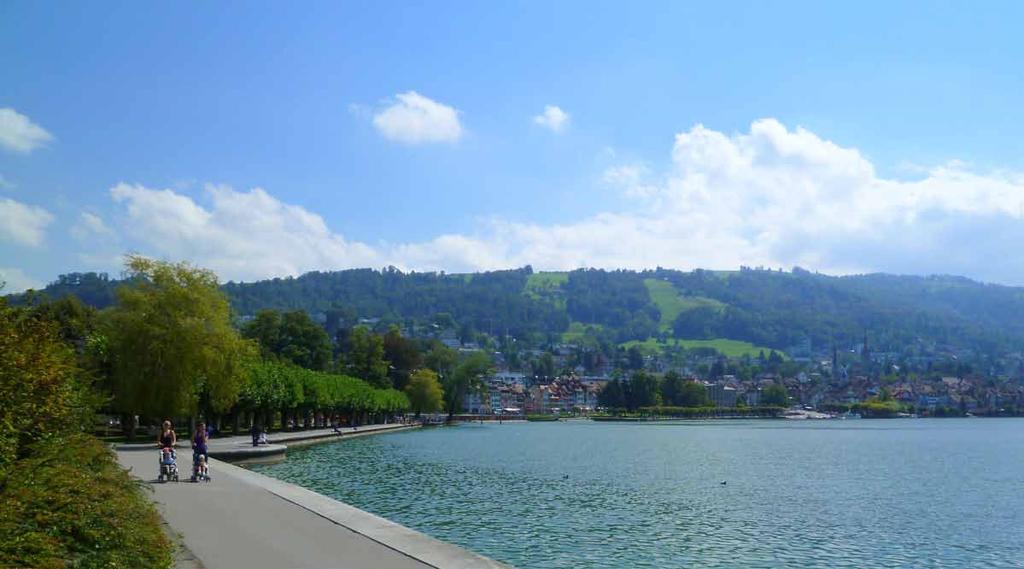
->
250, 419, 1024, 568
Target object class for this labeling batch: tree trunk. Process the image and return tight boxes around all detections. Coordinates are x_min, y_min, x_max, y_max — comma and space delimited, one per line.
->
124, 413, 137, 441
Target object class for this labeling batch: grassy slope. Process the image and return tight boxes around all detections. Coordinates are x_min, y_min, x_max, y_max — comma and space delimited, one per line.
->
621, 337, 782, 358
643, 278, 725, 332
525, 271, 568, 294
525, 271, 568, 310
561, 321, 605, 342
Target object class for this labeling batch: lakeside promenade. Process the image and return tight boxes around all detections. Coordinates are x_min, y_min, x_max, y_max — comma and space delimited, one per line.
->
117, 425, 509, 569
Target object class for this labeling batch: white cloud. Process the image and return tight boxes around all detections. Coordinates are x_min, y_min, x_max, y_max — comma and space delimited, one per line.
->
102, 119, 1024, 284
386, 118, 1024, 283
372, 91, 462, 144
0, 267, 42, 293
462, 118, 1024, 283
0, 108, 53, 154
108, 183, 380, 281
0, 174, 13, 190
602, 164, 659, 198
70, 212, 114, 240
0, 197, 53, 246
533, 105, 570, 133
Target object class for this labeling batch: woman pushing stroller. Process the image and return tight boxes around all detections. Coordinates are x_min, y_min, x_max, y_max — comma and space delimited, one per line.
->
157, 420, 179, 482
191, 422, 211, 482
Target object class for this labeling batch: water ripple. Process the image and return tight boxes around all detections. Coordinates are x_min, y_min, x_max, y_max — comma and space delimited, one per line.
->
251, 420, 1024, 568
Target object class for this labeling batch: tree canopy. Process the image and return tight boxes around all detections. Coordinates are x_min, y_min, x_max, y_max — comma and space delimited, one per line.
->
103, 256, 256, 418
240, 360, 408, 417
242, 309, 333, 371
404, 369, 444, 416
761, 384, 790, 407
344, 326, 389, 388
444, 351, 493, 419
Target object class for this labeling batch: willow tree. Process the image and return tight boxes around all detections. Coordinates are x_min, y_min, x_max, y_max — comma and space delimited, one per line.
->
405, 369, 443, 417
444, 351, 492, 421
104, 256, 255, 434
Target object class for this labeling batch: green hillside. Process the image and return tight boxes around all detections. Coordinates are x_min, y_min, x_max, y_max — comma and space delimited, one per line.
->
12, 266, 1024, 362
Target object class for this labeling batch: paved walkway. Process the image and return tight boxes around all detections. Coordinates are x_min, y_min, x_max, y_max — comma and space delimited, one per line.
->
118, 425, 507, 569
217, 423, 414, 446
202, 424, 417, 461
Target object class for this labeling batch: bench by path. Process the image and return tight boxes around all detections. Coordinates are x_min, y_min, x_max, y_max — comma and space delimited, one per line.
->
116, 429, 509, 569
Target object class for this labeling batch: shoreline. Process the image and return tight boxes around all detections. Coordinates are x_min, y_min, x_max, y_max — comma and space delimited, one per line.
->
117, 423, 509, 568
221, 457, 509, 568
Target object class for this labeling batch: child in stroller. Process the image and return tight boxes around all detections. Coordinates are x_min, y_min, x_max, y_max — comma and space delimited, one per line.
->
158, 446, 179, 482
191, 422, 211, 482
157, 419, 179, 482
192, 452, 210, 482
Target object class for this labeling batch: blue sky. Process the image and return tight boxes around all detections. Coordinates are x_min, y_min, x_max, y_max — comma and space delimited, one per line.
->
3, 1, 1024, 290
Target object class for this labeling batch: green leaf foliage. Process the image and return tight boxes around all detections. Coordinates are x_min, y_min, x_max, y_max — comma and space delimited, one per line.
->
242, 309, 333, 371
240, 360, 409, 415
0, 304, 93, 470
0, 436, 172, 569
0, 299, 171, 568
20, 265, 1024, 370
404, 369, 444, 415
103, 256, 257, 418
443, 351, 493, 418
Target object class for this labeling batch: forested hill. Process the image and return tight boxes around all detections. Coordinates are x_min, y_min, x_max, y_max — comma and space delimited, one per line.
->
10, 267, 1024, 359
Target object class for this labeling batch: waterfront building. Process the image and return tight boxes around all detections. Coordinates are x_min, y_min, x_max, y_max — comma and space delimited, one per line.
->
463, 392, 489, 414
706, 382, 738, 408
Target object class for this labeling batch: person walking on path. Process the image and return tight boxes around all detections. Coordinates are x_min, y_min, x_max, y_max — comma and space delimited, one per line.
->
250, 422, 261, 447
157, 420, 176, 449
191, 422, 210, 482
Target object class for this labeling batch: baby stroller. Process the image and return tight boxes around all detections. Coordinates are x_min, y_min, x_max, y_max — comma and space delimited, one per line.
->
191, 451, 211, 483
158, 447, 179, 482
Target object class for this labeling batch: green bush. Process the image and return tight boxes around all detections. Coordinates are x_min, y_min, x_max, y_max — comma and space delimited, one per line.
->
0, 308, 94, 470
0, 436, 172, 568
0, 301, 172, 568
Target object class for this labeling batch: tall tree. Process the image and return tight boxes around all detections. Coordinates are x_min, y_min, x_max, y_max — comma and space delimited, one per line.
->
383, 325, 421, 390
598, 379, 624, 409
660, 371, 686, 406
404, 369, 444, 417
103, 256, 255, 431
627, 372, 661, 409
344, 326, 389, 388
762, 383, 789, 407
678, 380, 710, 407
444, 352, 493, 421
423, 340, 457, 378
242, 309, 332, 371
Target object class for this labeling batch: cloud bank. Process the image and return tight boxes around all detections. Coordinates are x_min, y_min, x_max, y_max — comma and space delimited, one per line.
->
0, 197, 54, 247
0, 108, 53, 154
108, 183, 379, 281
0, 267, 41, 293
372, 91, 463, 144
95, 119, 1024, 284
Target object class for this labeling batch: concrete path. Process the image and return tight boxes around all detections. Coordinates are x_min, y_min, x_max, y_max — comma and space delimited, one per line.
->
117, 425, 508, 569
205, 424, 417, 462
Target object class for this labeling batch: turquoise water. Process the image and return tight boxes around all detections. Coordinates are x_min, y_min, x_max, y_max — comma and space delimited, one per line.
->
251, 419, 1024, 568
